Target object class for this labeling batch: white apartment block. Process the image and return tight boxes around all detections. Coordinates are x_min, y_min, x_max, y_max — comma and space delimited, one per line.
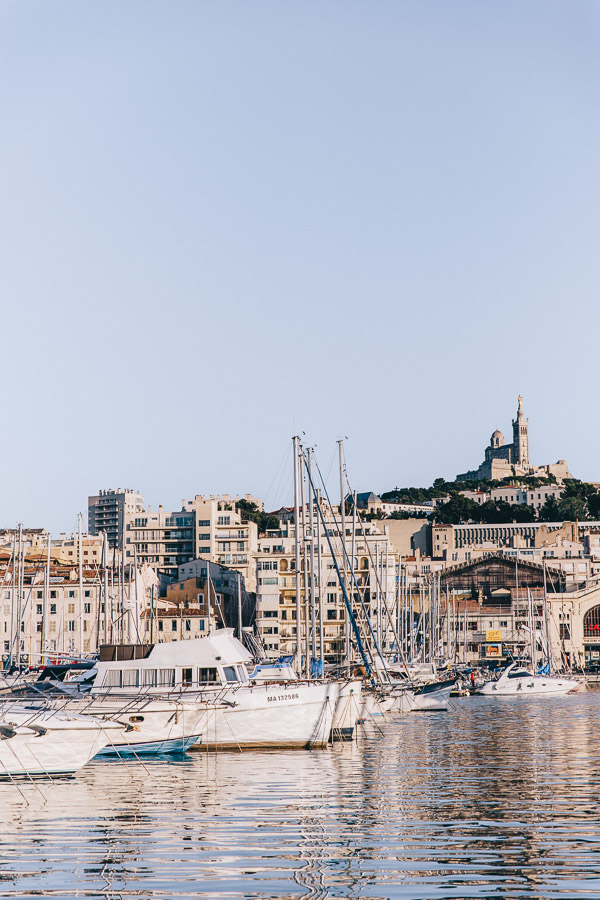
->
122, 494, 259, 590
460, 484, 564, 510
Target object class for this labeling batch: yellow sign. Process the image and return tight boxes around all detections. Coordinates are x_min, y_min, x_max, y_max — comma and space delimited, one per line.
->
486, 629, 502, 642
485, 643, 502, 657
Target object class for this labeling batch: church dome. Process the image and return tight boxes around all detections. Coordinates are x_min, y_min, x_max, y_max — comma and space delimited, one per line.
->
490, 430, 505, 448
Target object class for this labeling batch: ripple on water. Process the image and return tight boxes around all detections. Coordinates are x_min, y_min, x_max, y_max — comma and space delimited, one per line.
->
2, 695, 600, 897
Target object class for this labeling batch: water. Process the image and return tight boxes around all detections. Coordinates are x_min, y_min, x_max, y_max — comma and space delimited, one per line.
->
3, 692, 600, 899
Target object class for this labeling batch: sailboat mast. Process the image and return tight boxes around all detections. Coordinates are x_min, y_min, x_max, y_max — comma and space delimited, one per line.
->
16, 525, 23, 669
299, 449, 310, 675
237, 571, 243, 641
316, 488, 324, 663
42, 532, 50, 661
292, 435, 302, 675
338, 439, 349, 664
307, 447, 317, 669
78, 513, 84, 655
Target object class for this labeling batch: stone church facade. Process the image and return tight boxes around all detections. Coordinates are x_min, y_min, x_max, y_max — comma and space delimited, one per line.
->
457, 397, 571, 482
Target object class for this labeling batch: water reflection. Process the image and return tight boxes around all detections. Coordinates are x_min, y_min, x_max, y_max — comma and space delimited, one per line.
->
3, 695, 600, 897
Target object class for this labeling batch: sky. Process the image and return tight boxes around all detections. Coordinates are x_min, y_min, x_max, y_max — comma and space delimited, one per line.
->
1, 1, 600, 533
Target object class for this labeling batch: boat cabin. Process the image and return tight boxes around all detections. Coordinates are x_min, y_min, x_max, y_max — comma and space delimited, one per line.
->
92, 629, 252, 693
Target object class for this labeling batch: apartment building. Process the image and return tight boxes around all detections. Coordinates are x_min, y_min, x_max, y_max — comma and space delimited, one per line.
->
88, 489, 145, 549
0, 567, 126, 663
114, 493, 258, 590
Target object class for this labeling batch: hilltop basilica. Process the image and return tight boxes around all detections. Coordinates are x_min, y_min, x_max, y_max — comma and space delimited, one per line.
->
456, 396, 571, 483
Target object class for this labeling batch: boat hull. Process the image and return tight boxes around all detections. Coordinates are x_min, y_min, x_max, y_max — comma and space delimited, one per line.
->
0, 711, 116, 778
189, 681, 339, 750
330, 680, 362, 740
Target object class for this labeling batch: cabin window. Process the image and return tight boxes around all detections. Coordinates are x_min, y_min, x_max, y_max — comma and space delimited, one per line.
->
142, 669, 157, 687
236, 666, 248, 682
198, 667, 218, 683
182, 667, 193, 686
122, 669, 139, 688
104, 669, 121, 688
158, 668, 175, 687
223, 666, 238, 683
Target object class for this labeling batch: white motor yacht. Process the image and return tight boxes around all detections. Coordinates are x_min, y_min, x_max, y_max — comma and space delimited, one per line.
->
477, 662, 579, 696
90, 629, 339, 749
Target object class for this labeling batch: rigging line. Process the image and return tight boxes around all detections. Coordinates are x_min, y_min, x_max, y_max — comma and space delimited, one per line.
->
262, 439, 293, 512
322, 445, 338, 496
303, 453, 375, 680
311, 454, 388, 681
342, 480, 410, 672
6, 554, 47, 668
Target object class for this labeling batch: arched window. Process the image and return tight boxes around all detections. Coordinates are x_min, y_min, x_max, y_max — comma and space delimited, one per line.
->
584, 605, 600, 637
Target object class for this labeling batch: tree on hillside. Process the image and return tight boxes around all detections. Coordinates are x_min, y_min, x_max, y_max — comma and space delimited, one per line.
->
236, 499, 280, 534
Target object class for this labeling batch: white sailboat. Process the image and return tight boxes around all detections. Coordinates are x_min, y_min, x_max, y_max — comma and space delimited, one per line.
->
0, 707, 120, 778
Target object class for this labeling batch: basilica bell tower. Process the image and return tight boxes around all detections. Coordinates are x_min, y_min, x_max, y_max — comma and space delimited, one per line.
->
512, 395, 529, 466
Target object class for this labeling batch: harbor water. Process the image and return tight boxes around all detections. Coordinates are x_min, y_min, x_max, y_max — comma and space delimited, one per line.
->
3, 692, 600, 898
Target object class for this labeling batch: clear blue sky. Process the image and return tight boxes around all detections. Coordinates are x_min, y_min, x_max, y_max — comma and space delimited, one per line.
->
1, 1, 599, 532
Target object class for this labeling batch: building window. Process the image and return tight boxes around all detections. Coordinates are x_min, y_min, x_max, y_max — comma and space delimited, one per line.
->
50, 604, 56, 615
185, 620, 191, 632
171, 620, 177, 631
36, 604, 42, 615
84, 603, 91, 614
158, 621, 164, 632
68, 603, 75, 614
68, 621, 76, 632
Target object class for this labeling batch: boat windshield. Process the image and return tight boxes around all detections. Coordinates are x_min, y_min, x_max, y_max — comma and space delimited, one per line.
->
507, 669, 533, 678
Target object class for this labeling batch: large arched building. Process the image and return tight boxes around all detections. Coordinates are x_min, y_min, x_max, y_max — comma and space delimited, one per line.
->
457, 396, 571, 482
